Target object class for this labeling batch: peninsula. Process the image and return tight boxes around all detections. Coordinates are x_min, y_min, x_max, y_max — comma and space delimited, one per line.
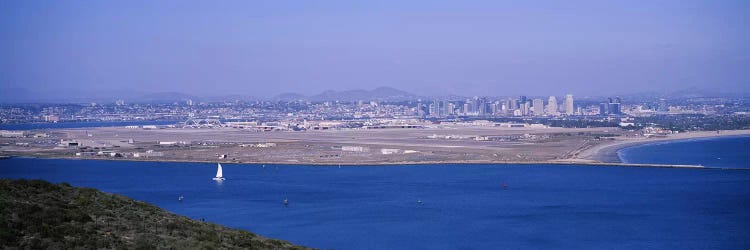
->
2, 125, 749, 167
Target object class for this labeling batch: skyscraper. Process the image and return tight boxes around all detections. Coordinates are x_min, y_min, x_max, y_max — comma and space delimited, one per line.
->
547, 96, 558, 115
521, 101, 530, 116
608, 97, 622, 115
533, 99, 544, 116
565, 94, 574, 115
443, 100, 453, 116
431, 99, 442, 117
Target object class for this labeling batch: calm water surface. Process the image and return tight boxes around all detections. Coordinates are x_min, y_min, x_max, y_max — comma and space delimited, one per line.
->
1, 157, 749, 249
619, 135, 750, 168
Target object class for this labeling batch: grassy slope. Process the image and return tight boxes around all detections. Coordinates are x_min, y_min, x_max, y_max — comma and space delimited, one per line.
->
0, 179, 311, 250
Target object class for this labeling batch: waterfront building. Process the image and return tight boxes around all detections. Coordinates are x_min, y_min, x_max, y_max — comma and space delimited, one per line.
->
44, 115, 60, 122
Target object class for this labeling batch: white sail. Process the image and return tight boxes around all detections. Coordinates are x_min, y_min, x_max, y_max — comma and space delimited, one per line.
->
213, 163, 225, 181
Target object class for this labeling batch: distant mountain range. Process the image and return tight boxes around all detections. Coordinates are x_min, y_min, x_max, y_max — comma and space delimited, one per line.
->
134, 92, 258, 103
133, 87, 420, 103
272, 87, 420, 102
1, 85, 747, 104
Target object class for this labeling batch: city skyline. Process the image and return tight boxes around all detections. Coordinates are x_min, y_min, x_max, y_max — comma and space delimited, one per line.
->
2, 2, 749, 249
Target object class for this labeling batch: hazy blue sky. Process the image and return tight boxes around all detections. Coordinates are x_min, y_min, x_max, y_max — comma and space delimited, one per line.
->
1, 0, 748, 99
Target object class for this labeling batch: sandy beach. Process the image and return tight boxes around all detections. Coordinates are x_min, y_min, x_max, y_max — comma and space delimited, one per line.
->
575, 130, 750, 163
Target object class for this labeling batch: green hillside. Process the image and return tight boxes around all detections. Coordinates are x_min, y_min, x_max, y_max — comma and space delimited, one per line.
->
0, 179, 311, 249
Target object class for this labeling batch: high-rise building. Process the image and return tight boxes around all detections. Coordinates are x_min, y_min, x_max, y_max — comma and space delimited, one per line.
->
599, 103, 608, 115
547, 96, 558, 115
524, 101, 531, 116
608, 97, 621, 115
491, 102, 499, 115
431, 100, 442, 117
473, 97, 481, 115
445, 101, 455, 115
533, 99, 544, 115
608, 103, 621, 115
564, 94, 574, 115
599, 97, 622, 115
658, 98, 669, 112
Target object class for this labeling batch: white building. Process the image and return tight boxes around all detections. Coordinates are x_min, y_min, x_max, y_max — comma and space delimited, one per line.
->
0, 130, 24, 138
342, 146, 369, 152
565, 94, 574, 115
547, 96, 558, 115
381, 148, 402, 155
532, 99, 544, 116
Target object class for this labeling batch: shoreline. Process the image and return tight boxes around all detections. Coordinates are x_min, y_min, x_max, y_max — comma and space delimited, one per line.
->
575, 130, 750, 163
5, 154, 748, 170
3, 129, 749, 170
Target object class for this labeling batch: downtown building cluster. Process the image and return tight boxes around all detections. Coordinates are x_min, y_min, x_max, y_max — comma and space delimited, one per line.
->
418, 94, 576, 118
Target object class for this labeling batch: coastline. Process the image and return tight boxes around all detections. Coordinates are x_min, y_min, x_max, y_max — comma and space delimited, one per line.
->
5, 153, 746, 170
575, 129, 750, 163
3, 129, 749, 170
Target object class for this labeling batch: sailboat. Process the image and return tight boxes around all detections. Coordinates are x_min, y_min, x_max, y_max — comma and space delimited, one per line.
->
213, 163, 225, 181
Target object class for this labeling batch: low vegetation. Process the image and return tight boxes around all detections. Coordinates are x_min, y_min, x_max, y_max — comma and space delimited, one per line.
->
0, 179, 311, 249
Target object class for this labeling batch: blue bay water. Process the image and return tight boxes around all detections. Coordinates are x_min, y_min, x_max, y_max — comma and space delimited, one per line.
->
1, 158, 749, 249
619, 135, 750, 168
